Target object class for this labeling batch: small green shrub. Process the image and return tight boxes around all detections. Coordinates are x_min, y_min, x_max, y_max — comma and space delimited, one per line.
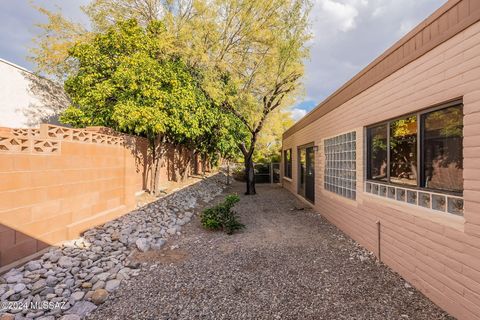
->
201, 194, 245, 234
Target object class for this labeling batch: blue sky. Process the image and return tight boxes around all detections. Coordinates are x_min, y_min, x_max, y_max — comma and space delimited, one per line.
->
0, 1, 90, 68
0, 0, 446, 121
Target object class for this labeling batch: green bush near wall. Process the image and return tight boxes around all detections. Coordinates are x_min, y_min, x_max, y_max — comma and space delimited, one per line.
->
201, 194, 245, 235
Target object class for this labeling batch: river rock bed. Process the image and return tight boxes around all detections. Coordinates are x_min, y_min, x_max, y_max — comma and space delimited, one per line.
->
0, 175, 226, 320
88, 182, 452, 320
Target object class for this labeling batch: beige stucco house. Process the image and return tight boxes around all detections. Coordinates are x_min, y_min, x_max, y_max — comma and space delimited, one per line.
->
0, 58, 69, 128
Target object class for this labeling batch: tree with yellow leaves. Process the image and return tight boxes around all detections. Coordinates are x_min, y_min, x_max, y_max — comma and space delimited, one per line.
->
31, 0, 311, 195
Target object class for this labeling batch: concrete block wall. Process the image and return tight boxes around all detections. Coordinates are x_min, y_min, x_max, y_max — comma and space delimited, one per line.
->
0, 124, 195, 269
282, 17, 480, 320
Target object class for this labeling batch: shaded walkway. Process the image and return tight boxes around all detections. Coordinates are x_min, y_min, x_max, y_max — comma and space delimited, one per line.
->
89, 182, 452, 320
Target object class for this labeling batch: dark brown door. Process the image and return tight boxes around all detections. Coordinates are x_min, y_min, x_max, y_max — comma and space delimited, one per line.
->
298, 148, 306, 197
305, 146, 315, 203
298, 146, 315, 203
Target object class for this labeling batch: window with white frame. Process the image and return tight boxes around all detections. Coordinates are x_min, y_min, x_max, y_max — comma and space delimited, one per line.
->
324, 131, 357, 200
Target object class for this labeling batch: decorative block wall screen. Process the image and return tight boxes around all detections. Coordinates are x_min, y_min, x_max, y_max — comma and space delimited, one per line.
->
324, 131, 357, 200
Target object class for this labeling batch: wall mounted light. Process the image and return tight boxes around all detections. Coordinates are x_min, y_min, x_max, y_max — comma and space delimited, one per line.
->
313, 145, 319, 152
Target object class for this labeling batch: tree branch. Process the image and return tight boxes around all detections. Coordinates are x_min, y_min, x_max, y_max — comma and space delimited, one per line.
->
251, 72, 301, 135
238, 142, 248, 157
222, 101, 254, 134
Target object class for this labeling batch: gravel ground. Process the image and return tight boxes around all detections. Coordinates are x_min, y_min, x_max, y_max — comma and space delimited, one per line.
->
88, 181, 453, 320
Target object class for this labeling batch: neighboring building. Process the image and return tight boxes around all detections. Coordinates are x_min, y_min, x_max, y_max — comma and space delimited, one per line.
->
0, 58, 69, 128
282, 1, 480, 319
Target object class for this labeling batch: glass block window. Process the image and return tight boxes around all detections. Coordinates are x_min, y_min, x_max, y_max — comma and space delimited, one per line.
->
324, 131, 357, 200
365, 181, 464, 216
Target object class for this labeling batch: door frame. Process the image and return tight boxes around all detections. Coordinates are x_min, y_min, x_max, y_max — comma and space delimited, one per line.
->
305, 146, 315, 203
297, 142, 315, 203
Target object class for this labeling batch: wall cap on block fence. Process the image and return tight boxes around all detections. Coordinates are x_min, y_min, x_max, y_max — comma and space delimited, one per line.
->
85, 126, 118, 135
12, 128, 40, 138
0, 135, 60, 153
0, 127, 13, 135
0, 124, 129, 154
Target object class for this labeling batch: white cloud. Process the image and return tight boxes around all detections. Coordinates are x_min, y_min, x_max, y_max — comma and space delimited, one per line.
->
317, 0, 360, 32
290, 108, 307, 121
372, 6, 385, 17
398, 19, 415, 37
301, 0, 445, 107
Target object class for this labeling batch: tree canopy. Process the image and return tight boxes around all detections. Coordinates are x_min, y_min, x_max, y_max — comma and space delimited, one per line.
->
254, 110, 295, 162
61, 19, 243, 156
31, 0, 311, 194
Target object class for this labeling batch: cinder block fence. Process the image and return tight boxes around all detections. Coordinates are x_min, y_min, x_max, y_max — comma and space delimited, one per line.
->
0, 124, 199, 269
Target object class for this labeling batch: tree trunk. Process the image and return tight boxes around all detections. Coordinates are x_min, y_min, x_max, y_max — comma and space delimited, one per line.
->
202, 153, 207, 177
226, 160, 230, 185
150, 135, 162, 195
244, 153, 256, 195
239, 133, 257, 195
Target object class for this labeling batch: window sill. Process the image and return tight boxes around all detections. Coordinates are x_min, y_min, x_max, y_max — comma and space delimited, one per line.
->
365, 179, 462, 197
283, 176, 293, 182
363, 192, 464, 232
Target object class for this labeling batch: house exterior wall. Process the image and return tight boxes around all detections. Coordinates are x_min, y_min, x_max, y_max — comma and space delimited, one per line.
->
282, 6, 480, 320
0, 59, 70, 128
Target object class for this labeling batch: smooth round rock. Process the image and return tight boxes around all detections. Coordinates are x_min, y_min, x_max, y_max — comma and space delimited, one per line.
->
105, 279, 121, 292
91, 289, 108, 305
71, 291, 85, 301
13, 283, 26, 293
